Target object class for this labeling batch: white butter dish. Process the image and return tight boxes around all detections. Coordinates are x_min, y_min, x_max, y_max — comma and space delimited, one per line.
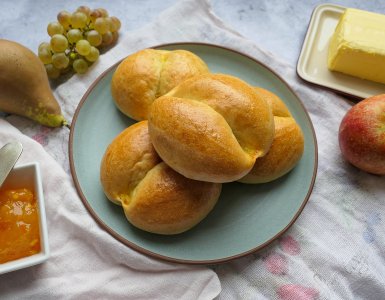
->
297, 3, 385, 99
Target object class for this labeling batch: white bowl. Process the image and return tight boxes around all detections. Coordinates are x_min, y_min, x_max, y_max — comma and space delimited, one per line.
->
0, 162, 50, 275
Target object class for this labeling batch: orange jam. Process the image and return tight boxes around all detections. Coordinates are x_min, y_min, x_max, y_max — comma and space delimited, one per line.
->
0, 188, 41, 264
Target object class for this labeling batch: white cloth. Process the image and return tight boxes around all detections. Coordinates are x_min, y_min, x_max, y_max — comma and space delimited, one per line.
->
2, 0, 385, 299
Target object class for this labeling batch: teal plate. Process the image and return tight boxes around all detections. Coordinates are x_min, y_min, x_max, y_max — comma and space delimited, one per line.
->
69, 43, 318, 264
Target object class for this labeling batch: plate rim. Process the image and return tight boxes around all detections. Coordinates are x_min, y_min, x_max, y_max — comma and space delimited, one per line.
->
69, 42, 318, 265
296, 3, 374, 100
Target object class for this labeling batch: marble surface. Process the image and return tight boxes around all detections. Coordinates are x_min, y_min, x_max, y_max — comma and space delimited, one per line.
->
0, 0, 383, 68
211, 0, 384, 66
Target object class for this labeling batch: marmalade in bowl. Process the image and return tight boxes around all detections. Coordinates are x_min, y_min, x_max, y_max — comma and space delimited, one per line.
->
0, 188, 41, 264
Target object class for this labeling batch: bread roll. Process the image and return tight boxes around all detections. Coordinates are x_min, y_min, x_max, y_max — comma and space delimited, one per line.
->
239, 88, 304, 183
111, 49, 209, 121
100, 121, 221, 235
148, 74, 275, 183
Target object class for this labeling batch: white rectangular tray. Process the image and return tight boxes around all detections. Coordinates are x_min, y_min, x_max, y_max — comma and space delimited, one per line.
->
297, 3, 385, 99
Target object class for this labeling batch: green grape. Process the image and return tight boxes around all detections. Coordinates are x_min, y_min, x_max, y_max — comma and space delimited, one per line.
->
45, 64, 61, 79
97, 8, 108, 17
38, 47, 52, 64
86, 30, 102, 46
38, 42, 51, 52
90, 9, 102, 23
76, 6, 91, 17
57, 10, 71, 30
42, 7, 120, 78
71, 12, 87, 29
67, 29, 83, 44
110, 17, 121, 32
52, 52, 69, 69
102, 31, 113, 46
85, 46, 99, 62
104, 17, 113, 32
73, 58, 88, 74
111, 31, 119, 44
94, 17, 109, 34
75, 40, 91, 56
50, 34, 68, 52
69, 51, 78, 60
47, 21, 64, 36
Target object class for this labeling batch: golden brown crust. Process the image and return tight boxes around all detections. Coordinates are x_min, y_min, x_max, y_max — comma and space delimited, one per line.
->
254, 87, 292, 117
100, 121, 221, 235
111, 49, 209, 121
125, 162, 221, 235
239, 88, 304, 183
100, 121, 161, 205
148, 73, 275, 183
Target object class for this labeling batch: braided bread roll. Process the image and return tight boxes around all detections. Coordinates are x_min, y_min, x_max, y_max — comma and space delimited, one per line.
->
100, 121, 221, 235
111, 49, 209, 121
148, 74, 275, 183
239, 88, 304, 183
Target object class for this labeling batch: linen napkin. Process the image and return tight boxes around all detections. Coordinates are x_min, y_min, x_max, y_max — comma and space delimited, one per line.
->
3, 0, 385, 299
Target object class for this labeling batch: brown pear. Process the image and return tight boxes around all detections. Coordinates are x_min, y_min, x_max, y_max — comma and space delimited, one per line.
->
0, 39, 66, 127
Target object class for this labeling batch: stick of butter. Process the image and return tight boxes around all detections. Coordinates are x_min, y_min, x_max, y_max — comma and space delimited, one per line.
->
328, 8, 385, 85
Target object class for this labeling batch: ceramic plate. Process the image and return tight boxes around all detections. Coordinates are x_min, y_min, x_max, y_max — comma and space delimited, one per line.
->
69, 43, 317, 264
297, 4, 385, 99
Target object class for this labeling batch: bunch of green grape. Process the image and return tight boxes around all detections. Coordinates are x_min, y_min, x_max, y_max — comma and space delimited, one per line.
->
38, 6, 121, 78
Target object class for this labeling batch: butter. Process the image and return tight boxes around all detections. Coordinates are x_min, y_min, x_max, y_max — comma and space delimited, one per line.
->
328, 8, 385, 85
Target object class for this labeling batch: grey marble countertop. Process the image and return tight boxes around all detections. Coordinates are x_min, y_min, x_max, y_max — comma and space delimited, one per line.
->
1, 0, 383, 69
